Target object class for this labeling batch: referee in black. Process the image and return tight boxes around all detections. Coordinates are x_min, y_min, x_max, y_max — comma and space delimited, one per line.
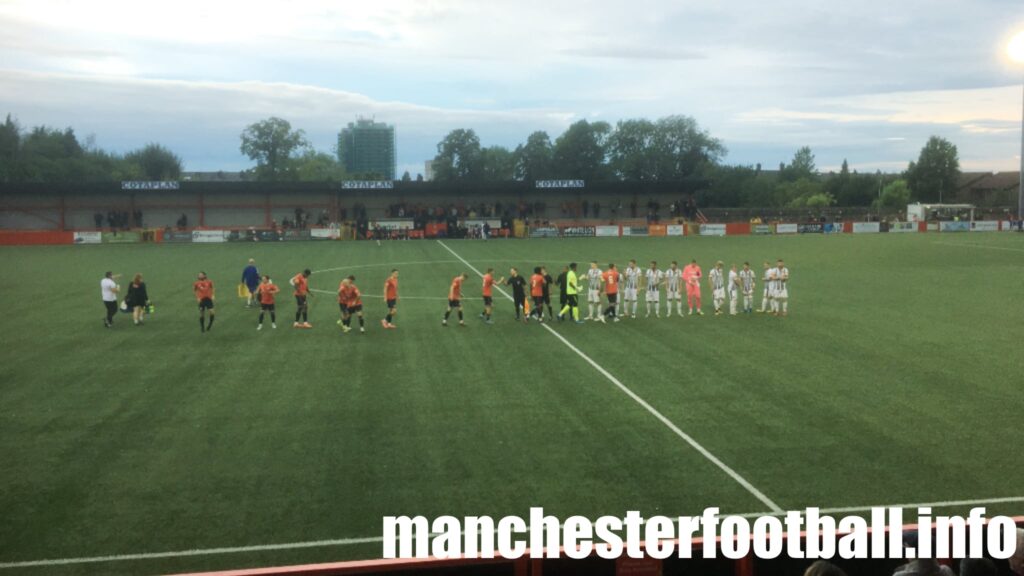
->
505, 267, 527, 321
541, 266, 554, 319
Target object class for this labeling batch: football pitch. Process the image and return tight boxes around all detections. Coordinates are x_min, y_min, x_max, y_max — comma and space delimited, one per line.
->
0, 233, 1022, 575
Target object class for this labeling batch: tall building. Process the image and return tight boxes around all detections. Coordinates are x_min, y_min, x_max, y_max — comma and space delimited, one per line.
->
338, 119, 396, 180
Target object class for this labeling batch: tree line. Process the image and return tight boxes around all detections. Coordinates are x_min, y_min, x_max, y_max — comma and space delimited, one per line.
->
0, 111, 963, 211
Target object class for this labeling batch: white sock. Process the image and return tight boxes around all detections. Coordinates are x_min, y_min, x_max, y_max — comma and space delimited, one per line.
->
782, 301, 788, 313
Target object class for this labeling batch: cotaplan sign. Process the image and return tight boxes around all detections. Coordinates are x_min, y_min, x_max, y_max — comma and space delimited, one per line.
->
535, 180, 584, 188
341, 180, 394, 190
121, 181, 179, 190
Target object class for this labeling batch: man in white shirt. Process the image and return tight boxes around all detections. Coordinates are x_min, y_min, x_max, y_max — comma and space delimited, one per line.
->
728, 264, 740, 316
622, 259, 641, 318
643, 260, 663, 318
664, 261, 684, 317
101, 271, 120, 328
709, 261, 726, 316
584, 261, 603, 320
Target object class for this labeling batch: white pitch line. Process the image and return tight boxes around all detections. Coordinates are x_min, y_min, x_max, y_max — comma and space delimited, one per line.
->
3, 496, 1022, 569
933, 241, 1024, 253
435, 240, 783, 513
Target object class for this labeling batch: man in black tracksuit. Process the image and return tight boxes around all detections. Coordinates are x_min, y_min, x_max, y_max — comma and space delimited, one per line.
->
505, 267, 527, 320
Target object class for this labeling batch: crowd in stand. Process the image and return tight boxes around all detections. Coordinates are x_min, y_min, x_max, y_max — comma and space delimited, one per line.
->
94, 210, 143, 230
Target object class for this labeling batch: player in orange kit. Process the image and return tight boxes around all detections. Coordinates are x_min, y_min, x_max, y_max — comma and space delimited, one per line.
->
443, 273, 469, 327
289, 268, 313, 328
602, 263, 620, 323
382, 269, 399, 329
255, 275, 280, 330
193, 271, 215, 333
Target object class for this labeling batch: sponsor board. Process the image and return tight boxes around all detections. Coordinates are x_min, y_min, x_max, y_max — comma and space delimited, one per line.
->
73, 231, 102, 244
310, 227, 341, 239
798, 223, 824, 234
281, 230, 311, 241
561, 226, 596, 238
775, 223, 798, 234
375, 220, 415, 230
191, 230, 229, 243
621, 226, 649, 237
971, 220, 999, 232
889, 222, 918, 233
595, 225, 621, 237
823, 223, 844, 234
529, 226, 560, 238
163, 231, 193, 243
666, 224, 685, 237
463, 219, 502, 229
752, 224, 774, 235
700, 223, 726, 236
101, 231, 141, 243
852, 222, 880, 234
939, 221, 970, 233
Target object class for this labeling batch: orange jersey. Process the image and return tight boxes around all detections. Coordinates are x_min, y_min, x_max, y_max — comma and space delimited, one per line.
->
683, 264, 702, 286
603, 269, 620, 294
449, 276, 463, 300
193, 279, 214, 301
291, 273, 309, 296
257, 281, 279, 305
348, 284, 362, 307
384, 277, 398, 301
337, 282, 349, 304
482, 274, 494, 297
530, 273, 545, 297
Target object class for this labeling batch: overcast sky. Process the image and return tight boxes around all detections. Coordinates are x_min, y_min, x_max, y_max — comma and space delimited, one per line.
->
1, 0, 1023, 176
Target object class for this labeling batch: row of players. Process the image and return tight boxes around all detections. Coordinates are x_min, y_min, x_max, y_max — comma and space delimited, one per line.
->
441, 259, 791, 326
99, 259, 789, 332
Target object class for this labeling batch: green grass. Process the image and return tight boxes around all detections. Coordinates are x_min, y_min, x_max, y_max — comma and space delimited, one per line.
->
0, 233, 1022, 575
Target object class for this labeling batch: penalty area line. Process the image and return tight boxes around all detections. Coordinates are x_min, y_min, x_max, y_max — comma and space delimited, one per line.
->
435, 239, 784, 514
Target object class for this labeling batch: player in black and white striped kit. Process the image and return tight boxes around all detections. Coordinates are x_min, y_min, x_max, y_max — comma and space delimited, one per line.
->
621, 260, 641, 318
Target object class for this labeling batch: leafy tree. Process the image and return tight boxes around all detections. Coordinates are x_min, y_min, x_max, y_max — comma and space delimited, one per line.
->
480, 146, 515, 181
294, 150, 347, 182
512, 131, 554, 181
780, 146, 816, 182
415, 173, 424, 182
873, 179, 911, 210
906, 136, 960, 203
400, 170, 412, 182
774, 177, 825, 207
125, 143, 182, 180
552, 120, 612, 181
239, 117, 309, 182
432, 129, 482, 181
0, 114, 20, 183
608, 119, 658, 181
651, 115, 725, 180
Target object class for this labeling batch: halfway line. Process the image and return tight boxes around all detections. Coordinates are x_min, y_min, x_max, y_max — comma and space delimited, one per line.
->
435, 239, 783, 513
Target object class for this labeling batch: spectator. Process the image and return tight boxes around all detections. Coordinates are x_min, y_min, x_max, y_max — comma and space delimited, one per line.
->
959, 558, 997, 576
1010, 528, 1024, 575
893, 531, 954, 576
94, 212, 103, 229
803, 560, 847, 576
125, 273, 149, 326
100, 271, 120, 328
593, 201, 600, 218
